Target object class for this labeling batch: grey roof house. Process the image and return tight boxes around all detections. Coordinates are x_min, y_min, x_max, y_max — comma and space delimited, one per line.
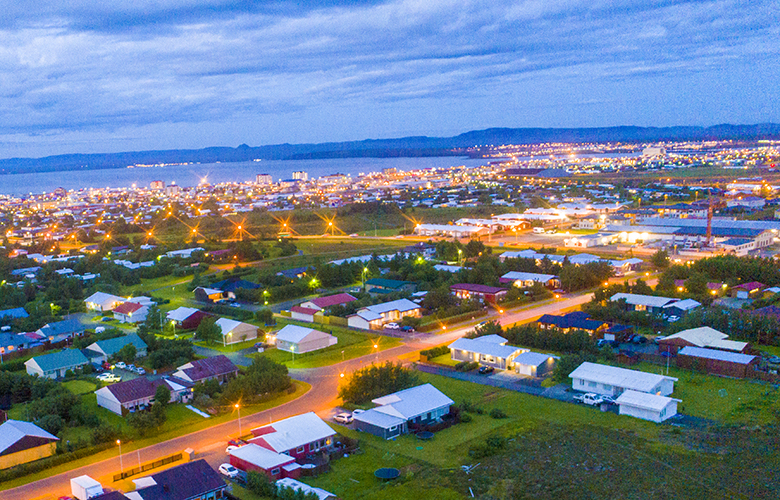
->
353, 384, 454, 439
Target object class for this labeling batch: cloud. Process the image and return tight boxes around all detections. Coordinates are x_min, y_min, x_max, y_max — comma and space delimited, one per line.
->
0, 0, 777, 156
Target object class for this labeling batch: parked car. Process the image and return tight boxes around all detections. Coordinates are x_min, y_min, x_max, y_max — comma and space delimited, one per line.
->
601, 395, 617, 405
333, 412, 354, 424
400, 325, 415, 332
226, 445, 240, 454
573, 393, 605, 406
218, 463, 239, 478
135, 367, 146, 375
352, 409, 365, 416
597, 339, 618, 348
127, 364, 136, 371
631, 335, 649, 344
385, 322, 400, 330
532, 227, 545, 234
115, 361, 127, 369
478, 365, 495, 374
97, 373, 121, 383
546, 229, 558, 234
102, 361, 111, 370
667, 315, 680, 323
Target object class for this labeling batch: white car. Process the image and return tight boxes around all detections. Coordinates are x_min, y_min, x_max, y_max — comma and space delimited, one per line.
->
219, 463, 239, 478
115, 362, 127, 369
352, 409, 365, 416
385, 322, 400, 330
226, 445, 240, 454
135, 367, 146, 375
97, 373, 121, 383
333, 412, 353, 424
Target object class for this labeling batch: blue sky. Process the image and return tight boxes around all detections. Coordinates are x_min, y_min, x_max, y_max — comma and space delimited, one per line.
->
1, 0, 778, 157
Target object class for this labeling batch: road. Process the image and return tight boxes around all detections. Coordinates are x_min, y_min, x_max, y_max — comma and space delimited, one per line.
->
4, 290, 603, 500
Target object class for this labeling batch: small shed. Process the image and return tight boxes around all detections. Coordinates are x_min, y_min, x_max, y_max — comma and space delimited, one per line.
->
615, 390, 680, 423
215, 318, 258, 345
676, 346, 759, 378
513, 352, 557, 377
272, 325, 337, 353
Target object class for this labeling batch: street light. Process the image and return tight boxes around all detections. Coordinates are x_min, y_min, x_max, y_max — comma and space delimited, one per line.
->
362, 267, 368, 290
117, 440, 123, 473
457, 248, 462, 266
235, 403, 242, 438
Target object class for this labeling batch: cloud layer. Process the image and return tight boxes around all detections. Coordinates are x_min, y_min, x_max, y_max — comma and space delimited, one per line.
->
0, 0, 778, 157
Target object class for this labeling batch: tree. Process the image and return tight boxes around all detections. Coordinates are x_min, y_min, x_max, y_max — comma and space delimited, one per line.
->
650, 250, 670, 269
154, 385, 171, 412
338, 362, 420, 405
196, 317, 222, 345
115, 344, 137, 363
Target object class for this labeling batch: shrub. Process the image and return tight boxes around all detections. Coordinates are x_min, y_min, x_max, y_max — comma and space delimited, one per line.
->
489, 408, 507, 419
420, 345, 449, 358
338, 362, 420, 405
455, 361, 478, 372
460, 413, 473, 423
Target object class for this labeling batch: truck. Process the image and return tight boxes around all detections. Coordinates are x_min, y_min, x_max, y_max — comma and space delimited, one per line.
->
70, 475, 104, 500
573, 393, 605, 406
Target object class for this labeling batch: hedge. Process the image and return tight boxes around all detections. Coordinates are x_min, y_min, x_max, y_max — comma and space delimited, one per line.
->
0, 441, 115, 483
420, 345, 450, 359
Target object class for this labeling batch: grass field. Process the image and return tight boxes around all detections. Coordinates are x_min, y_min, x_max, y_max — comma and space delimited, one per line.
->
63, 380, 98, 395
194, 337, 260, 353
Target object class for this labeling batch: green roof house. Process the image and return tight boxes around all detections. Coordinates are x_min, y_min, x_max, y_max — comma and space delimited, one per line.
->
25, 349, 89, 379
86, 334, 148, 362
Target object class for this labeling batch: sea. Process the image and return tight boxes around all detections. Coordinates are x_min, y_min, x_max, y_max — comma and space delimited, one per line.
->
0, 156, 488, 196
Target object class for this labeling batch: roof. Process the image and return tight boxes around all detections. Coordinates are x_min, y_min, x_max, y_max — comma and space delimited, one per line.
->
90, 334, 148, 356
275, 324, 330, 344
195, 287, 223, 296
476, 334, 508, 344
210, 278, 261, 292
275, 478, 335, 500
132, 459, 225, 500
361, 298, 421, 315
450, 283, 506, 295
536, 313, 605, 331
352, 408, 406, 429
250, 412, 336, 454
513, 351, 556, 367
176, 355, 238, 382
0, 420, 59, 455
659, 327, 748, 352
99, 377, 156, 404
26, 349, 88, 372
308, 293, 357, 308
365, 278, 413, 289
85, 291, 125, 306
732, 281, 765, 291
448, 338, 525, 360
113, 302, 144, 315
677, 346, 758, 364
569, 362, 677, 393
615, 390, 680, 412
609, 293, 678, 308
229, 443, 294, 469
370, 383, 454, 420
38, 318, 88, 337
663, 298, 701, 311
214, 318, 245, 335
290, 306, 319, 316
166, 307, 200, 322
0, 307, 29, 319
500, 271, 558, 283
276, 267, 309, 279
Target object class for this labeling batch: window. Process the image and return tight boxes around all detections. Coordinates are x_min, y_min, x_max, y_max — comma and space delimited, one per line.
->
271, 468, 280, 475
389, 425, 397, 431
660, 408, 666, 417
297, 446, 304, 453
588, 381, 597, 388
603, 384, 612, 391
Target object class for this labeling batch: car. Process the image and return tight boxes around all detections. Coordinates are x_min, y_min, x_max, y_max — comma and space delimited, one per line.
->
597, 339, 618, 348
384, 322, 400, 330
333, 412, 353, 424
400, 325, 415, 332
115, 362, 127, 369
766, 356, 780, 364
601, 396, 617, 405
127, 364, 136, 371
226, 445, 240, 454
229, 303, 241, 308
532, 227, 546, 234
97, 373, 121, 383
351, 409, 365, 416
573, 393, 605, 406
101, 317, 112, 322
631, 335, 648, 344
546, 229, 557, 234
102, 361, 111, 370
218, 463, 239, 478
135, 367, 146, 375
478, 365, 495, 374
667, 315, 680, 323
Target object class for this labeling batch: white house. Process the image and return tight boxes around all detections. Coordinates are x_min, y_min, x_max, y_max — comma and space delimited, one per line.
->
270, 325, 337, 353
615, 390, 680, 423
86, 333, 148, 362
569, 362, 677, 397
25, 349, 90, 379
347, 299, 422, 330
215, 318, 258, 345
448, 335, 527, 370
95, 376, 191, 415
609, 293, 678, 314
84, 292, 126, 312
498, 272, 560, 289
112, 301, 149, 323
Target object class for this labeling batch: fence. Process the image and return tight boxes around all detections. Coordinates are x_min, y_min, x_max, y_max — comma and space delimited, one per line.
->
113, 452, 183, 481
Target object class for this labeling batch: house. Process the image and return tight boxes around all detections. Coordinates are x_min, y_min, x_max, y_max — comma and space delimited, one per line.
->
352, 384, 454, 439
194, 287, 228, 303
248, 412, 336, 461
25, 349, 89, 379
95, 376, 192, 416
0, 420, 59, 470
676, 346, 759, 378
270, 325, 337, 354
276, 267, 309, 280
215, 318, 258, 345
498, 272, 560, 289
112, 302, 149, 324
569, 362, 677, 397
662, 298, 701, 317
450, 284, 507, 304
615, 390, 681, 423
86, 334, 148, 362
0, 307, 29, 321
276, 478, 336, 500
299, 293, 357, 311
0, 332, 35, 355
608, 293, 678, 314
608, 258, 644, 276
730, 281, 765, 299
513, 351, 558, 377
536, 312, 608, 334
448, 335, 527, 370
210, 278, 261, 299
365, 278, 416, 295
173, 355, 238, 384
128, 459, 227, 500
166, 307, 213, 329
347, 298, 423, 330
657, 327, 750, 354
720, 238, 756, 256
84, 292, 126, 312
229, 444, 299, 482
37, 317, 88, 342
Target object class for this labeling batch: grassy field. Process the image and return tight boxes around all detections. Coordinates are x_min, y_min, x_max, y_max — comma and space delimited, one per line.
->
256, 318, 402, 369
194, 337, 260, 353
63, 380, 98, 395
429, 353, 459, 367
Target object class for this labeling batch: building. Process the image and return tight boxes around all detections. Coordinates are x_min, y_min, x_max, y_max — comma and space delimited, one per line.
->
563, 233, 614, 248
194, 287, 228, 303
414, 223, 491, 238
275, 478, 336, 500
209, 278, 262, 299
215, 318, 258, 345
450, 284, 507, 304
37, 317, 89, 342
720, 237, 756, 256
150, 180, 165, 190
84, 292, 127, 312
112, 302, 149, 324
86, 334, 148, 362
615, 390, 680, 423
299, 293, 357, 311
0, 307, 29, 321
448, 335, 527, 370
0, 420, 59, 470
270, 325, 337, 354
347, 298, 423, 330
676, 346, 759, 378
352, 384, 454, 439
365, 278, 416, 294
249, 412, 336, 461
657, 327, 750, 354
164, 247, 205, 259
730, 281, 765, 299
128, 459, 227, 500
726, 196, 766, 210
173, 355, 238, 384
256, 173, 273, 185
292, 171, 308, 181
569, 362, 677, 397
513, 351, 557, 377
25, 349, 89, 379
95, 376, 191, 416
229, 444, 299, 482
536, 312, 608, 334
608, 293, 678, 314
662, 298, 701, 317
499, 271, 560, 289
166, 307, 213, 329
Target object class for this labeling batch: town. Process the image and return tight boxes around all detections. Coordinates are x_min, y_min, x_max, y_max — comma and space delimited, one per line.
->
1, 138, 780, 500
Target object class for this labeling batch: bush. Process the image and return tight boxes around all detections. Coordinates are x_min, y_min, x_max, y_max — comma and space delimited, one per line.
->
36, 415, 64, 435
489, 408, 507, 419
420, 345, 449, 358
455, 361, 478, 372
460, 412, 473, 423
338, 362, 420, 405
469, 435, 506, 459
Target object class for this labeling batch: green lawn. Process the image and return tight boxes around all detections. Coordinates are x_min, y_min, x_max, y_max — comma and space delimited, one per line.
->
63, 379, 98, 395
256, 318, 401, 369
194, 337, 260, 353
428, 353, 459, 367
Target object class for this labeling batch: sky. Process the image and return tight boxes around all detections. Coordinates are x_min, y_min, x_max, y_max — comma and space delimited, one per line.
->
0, 0, 778, 158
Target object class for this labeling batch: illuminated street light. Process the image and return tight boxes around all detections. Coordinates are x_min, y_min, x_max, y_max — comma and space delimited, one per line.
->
235, 403, 242, 437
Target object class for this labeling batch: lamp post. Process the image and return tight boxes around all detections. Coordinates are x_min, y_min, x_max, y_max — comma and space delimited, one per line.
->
457, 248, 462, 266
291, 345, 295, 365
362, 267, 368, 290
374, 343, 379, 363
117, 440, 123, 473
235, 403, 242, 438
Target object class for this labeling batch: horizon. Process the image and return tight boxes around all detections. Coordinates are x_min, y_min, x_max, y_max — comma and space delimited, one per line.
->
1, 1, 778, 159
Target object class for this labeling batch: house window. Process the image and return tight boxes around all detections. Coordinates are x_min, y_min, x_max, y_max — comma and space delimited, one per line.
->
271, 468, 280, 475
660, 408, 666, 417
588, 381, 597, 388
297, 446, 304, 453
389, 426, 397, 431
579, 379, 585, 386
603, 384, 612, 391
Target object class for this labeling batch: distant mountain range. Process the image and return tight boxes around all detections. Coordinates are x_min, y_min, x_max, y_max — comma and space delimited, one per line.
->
2, 123, 779, 175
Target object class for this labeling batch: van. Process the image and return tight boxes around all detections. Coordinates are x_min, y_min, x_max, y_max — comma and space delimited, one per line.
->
532, 227, 545, 234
